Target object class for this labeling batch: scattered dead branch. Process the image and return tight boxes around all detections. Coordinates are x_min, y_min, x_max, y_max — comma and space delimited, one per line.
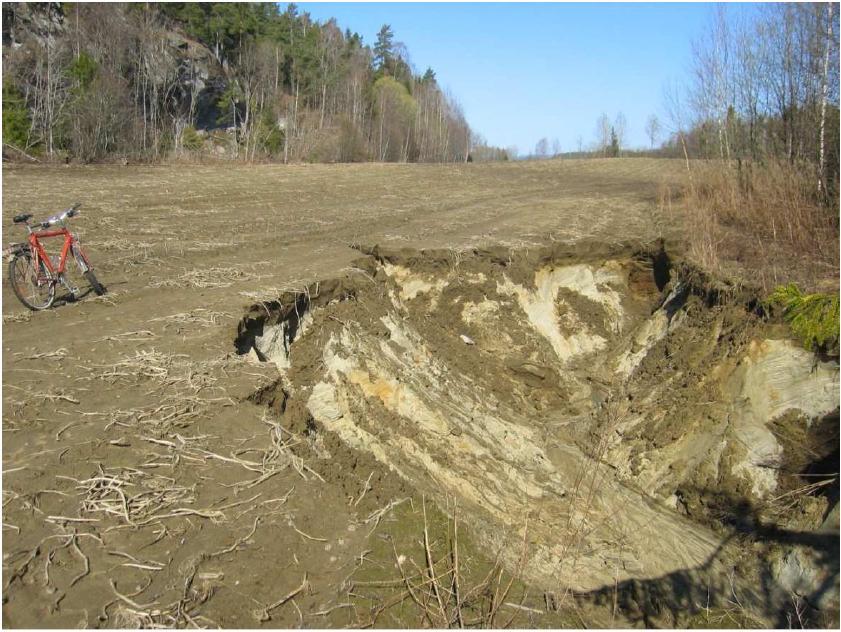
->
88, 288, 127, 306
16, 347, 69, 360
291, 523, 327, 542
88, 349, 188, 384
71, 465, 194, 525
4, 384, 80, 405
364, 497, 410, 534
310, 602, 354, 617
209, 517, 260, 558
253, 573, 309, 622
108, 549, 167, 572
352, 471, 375, 507
103, 396, 207, 433
95, 330, 157, 342
258, 413, 325, 484
237, 279, 315, 305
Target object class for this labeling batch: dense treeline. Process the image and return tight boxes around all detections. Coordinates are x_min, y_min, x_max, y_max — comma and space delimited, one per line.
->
2, 2, 483, 163
662, 3, 840, 199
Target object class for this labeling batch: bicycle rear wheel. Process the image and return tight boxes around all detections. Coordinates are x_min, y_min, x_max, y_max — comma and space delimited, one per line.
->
9, 251, 55, 310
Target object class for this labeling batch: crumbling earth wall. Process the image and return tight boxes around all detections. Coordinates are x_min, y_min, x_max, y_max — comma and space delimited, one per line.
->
236, 242, 839, 618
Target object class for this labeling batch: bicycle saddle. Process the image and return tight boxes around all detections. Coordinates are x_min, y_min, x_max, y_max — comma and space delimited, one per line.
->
13, 213, 32, 224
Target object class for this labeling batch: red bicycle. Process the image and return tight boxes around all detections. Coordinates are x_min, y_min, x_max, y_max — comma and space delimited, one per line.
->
6, 202, 106, 310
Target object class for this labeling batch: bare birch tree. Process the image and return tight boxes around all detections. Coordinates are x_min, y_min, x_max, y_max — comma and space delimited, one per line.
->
595, 113, 610, 156
645, 114, 661, 149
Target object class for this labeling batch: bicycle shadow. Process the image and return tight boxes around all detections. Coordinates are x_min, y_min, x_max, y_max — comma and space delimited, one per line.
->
52, 280, 115, 308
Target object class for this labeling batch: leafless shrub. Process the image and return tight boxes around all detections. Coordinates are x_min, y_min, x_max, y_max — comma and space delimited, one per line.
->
680, 160, 839, 292
763, 477, 837, 519
348, 497, 530, 628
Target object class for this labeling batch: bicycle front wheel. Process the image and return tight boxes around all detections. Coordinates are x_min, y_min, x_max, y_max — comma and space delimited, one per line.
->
72, 244, 106, 296
9, 251, 55, 310
84, 270, 106, 296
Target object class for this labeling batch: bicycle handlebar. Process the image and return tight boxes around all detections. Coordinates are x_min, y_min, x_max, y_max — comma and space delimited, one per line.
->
40, 203, 82, 228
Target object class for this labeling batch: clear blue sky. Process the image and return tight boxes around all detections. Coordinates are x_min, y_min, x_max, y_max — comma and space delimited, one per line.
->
292, 2, 718, 154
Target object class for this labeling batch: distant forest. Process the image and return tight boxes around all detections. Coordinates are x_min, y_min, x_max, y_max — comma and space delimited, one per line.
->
2, 3, 505, 163
2, 2, 838, 179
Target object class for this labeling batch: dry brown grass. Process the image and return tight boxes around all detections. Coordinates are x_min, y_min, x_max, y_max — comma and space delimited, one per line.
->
3, 311, 32, 323
679, 159, 839, 293
149, 308, 232, 328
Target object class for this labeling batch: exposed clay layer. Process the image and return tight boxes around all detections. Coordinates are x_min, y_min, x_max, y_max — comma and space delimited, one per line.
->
235, 242, 839, 608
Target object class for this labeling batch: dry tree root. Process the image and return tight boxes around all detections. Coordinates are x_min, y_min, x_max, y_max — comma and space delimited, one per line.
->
4, 542, 44, 592
68, 535, 90, 587
4, 531, 99, 596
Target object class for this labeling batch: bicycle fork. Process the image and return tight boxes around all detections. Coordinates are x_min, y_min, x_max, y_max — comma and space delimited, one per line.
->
61, 244, 93, 297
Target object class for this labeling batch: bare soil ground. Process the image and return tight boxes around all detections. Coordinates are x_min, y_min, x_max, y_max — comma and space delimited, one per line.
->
2, 159, 835, 628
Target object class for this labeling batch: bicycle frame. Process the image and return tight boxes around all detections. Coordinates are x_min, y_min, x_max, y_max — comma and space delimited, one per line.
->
28, 226, 91, 281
